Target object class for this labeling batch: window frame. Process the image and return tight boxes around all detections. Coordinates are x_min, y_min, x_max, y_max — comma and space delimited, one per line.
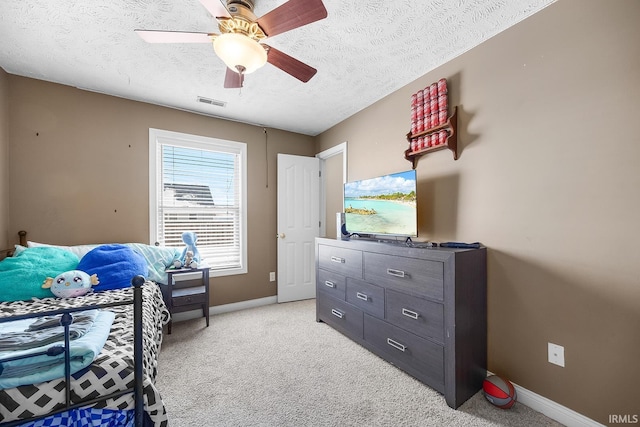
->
148, 128, 248, 277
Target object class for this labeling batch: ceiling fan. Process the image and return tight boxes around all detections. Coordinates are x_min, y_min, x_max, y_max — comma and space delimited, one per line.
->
135, 0, 327, 88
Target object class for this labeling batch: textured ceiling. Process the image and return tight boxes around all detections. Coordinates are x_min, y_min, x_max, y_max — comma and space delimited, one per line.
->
0, 0, 554, 136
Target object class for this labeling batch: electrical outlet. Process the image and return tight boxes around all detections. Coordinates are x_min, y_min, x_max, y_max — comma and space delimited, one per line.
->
548, 343, 565, 367
269, 272, 276, 282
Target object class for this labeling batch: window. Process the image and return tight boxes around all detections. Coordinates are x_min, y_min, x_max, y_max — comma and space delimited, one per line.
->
149, 128, 247, 276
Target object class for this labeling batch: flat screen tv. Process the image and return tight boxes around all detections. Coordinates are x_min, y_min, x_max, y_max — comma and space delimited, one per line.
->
343, 169, 417, 238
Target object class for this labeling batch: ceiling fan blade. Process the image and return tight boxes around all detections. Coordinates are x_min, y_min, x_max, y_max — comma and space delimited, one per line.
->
256, 0, 328, 37
265, 45, 317, 83
224, 68, 244, 88
135, 30, 214, 43
198, 0, 231, 18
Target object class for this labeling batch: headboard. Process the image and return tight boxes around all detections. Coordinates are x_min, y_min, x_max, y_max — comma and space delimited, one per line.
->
0, 230, 27, 259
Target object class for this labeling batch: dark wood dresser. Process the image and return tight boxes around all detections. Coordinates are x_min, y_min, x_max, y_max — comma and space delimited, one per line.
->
315, 237, 487, 409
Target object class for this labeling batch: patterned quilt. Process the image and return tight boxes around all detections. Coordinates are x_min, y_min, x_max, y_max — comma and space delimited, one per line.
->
0, 283, 170, 427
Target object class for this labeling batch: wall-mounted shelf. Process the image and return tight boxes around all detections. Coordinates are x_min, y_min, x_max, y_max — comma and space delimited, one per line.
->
404, 106, 458, 169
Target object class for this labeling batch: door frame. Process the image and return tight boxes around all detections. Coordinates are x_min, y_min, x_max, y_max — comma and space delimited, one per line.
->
317, 141, 348, 238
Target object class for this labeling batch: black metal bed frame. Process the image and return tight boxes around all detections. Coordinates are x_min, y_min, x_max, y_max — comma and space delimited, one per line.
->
0, 275, 146, 427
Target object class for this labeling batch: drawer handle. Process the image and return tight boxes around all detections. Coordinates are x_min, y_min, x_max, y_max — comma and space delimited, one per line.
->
330, 256, 345, 264
331, 309, 344, 319
387, 338, 406, 352
386, 268, 406, 278
324, 281, 336, 288
402, 308, 419, 320
356, 292, 369, 301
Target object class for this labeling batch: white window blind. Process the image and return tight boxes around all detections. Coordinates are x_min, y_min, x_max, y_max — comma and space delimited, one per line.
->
149, 129, 247, 276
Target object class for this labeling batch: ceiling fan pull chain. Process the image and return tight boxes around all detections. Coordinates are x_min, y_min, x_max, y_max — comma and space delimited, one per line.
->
236, 65, 245, 94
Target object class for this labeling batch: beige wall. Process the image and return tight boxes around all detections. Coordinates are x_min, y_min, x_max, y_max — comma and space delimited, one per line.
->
316, 0, 640, 424
3, 0, 639, 423
0, 68, 8, 250
5, 76, 315, 305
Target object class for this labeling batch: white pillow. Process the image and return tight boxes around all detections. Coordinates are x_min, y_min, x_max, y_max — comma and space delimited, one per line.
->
13, 244, 28, 256
27, 241, 100, 259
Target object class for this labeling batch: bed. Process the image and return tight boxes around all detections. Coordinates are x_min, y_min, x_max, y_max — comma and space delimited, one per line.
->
0, 231, 175, 427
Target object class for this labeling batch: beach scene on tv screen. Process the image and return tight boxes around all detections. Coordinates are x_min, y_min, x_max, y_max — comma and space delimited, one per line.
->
344, 170, 417, 236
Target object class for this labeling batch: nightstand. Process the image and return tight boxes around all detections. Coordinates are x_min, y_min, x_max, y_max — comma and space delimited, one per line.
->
161, 267, 210, 334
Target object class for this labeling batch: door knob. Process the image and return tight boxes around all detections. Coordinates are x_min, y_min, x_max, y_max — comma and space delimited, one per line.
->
277, 233, 286, 239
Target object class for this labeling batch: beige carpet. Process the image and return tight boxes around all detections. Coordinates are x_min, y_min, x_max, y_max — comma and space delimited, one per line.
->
155, 299, 563, 426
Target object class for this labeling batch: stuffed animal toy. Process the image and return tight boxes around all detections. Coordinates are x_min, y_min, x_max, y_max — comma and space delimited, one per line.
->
184, 250, 197, 269
42, 270, 99, 298
174, 232, 200, 269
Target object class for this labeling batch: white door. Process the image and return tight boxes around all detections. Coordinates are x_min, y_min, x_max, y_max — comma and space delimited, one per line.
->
277, 154, 320, 303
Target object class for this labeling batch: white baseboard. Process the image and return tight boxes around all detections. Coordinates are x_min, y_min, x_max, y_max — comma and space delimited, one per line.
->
487, 371, 605, 427
170, 296, 278, 322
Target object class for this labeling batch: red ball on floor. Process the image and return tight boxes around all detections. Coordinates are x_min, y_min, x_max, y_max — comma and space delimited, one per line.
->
483, 375, 517, 409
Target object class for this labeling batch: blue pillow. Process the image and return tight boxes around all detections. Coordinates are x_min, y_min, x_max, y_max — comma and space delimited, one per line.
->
77, 244, 148, 291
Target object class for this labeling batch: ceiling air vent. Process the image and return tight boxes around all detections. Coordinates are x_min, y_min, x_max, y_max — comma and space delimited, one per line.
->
197, 96, 226, 107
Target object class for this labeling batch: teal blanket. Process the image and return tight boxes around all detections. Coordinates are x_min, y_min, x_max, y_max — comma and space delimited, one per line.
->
0, 309, 115, 389
0, 247, 79, 302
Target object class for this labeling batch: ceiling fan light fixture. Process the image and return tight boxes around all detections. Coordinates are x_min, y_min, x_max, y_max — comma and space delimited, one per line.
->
213, 33, 267, 74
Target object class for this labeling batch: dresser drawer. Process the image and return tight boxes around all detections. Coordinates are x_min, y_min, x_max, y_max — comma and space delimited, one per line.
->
385, 289, 444, 343
364, 252, 443, 300
317, 269, 347, 300
317, 292, 364, 339
172, 286, 207, 307
318, 244, 362, 279
346, 278, 385, 319
364, 314, 444, 390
